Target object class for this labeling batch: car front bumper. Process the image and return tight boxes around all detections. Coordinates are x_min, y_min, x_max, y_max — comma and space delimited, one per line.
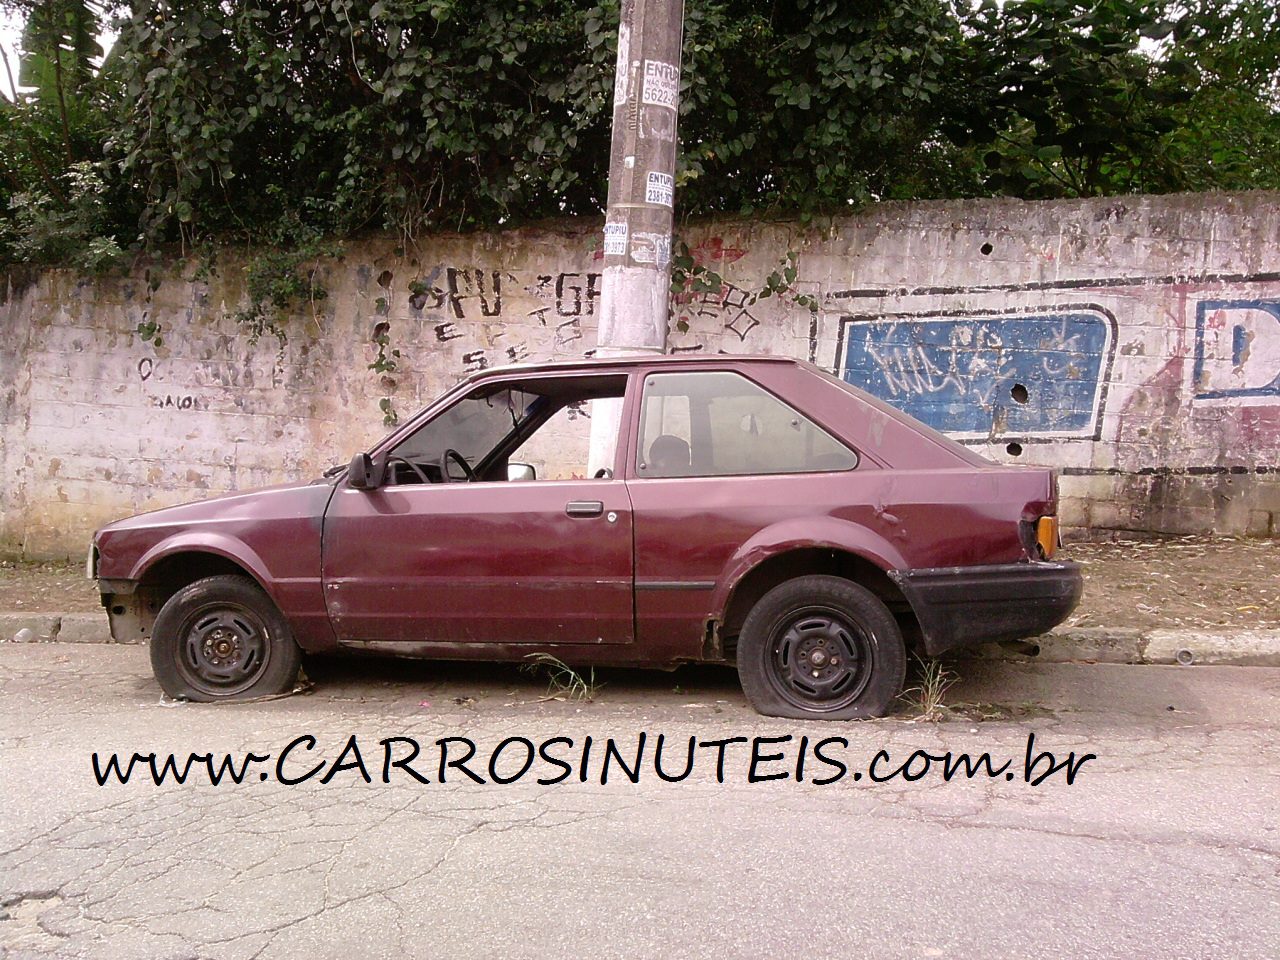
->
890, 561, 1084, 656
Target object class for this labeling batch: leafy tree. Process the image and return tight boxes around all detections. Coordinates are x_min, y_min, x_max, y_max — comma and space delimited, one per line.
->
675, 0, 965, 215
943, 0, 1196, 197
2, 0, 1280, 273
111, 0, 619, 247
107, 0, 967, 246
1152, 0, 1280, 191
0, 0, 129, 268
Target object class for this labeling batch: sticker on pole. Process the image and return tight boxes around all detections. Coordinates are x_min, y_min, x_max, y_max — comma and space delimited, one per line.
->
603, 222, 629, 256
645, 171, 674, 207
631, 233, 671, 268
642, 60, 680, 109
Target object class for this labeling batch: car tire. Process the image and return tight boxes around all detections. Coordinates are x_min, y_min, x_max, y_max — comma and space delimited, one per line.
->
150, 575, 302, 702
737, 575, 906, 720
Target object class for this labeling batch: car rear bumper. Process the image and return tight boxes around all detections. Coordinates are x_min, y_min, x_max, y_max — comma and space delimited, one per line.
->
890, 561, 1084, 656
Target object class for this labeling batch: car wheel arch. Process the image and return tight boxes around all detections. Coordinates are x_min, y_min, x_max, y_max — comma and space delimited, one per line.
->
717, 546, 916, 648
99, 543, 277, 646
137, 548, 270, 604
123, 537, 274, 611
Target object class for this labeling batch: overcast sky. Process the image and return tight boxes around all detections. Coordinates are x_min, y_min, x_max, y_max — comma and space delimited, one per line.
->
0, 8, 23, 99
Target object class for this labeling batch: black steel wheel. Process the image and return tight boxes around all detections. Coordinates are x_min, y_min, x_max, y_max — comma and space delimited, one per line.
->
737, 575, 906, 719
150, 575, 301, 702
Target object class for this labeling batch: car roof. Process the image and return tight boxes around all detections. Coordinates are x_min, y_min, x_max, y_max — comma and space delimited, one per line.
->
471, 353, 801, 381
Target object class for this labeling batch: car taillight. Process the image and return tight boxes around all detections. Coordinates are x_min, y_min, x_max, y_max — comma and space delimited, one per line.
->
1036, 516, 1059, 560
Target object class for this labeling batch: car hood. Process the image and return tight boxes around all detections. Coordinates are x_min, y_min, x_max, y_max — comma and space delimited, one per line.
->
96, 479, 337, 536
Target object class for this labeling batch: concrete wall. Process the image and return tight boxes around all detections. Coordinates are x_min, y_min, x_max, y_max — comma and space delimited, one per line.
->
2, 191, 1279, 557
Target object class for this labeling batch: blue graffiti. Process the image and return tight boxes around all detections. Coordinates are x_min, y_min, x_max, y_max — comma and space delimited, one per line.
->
1193, 300, 1280, 400
839, 311, 1113, 438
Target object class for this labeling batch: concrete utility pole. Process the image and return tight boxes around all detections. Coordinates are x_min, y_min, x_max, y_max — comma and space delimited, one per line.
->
589, 0, 685, 474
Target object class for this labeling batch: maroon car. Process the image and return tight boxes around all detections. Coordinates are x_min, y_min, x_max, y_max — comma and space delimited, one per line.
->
90, 355, 1081, 719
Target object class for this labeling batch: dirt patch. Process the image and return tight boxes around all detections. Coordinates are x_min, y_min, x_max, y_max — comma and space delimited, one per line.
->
1063, 536, 1280, 632
0, 560, 101, 613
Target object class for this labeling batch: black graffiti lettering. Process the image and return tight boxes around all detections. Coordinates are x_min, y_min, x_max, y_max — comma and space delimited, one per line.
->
555, 318, 582, 347
477, 269, 502, 317
748, 735, 792, 783
599, 734, 647, 785
557, 273, 583, 316
445, 268, 504, 318
319, 735, 372, 784
652, 734, 696, 783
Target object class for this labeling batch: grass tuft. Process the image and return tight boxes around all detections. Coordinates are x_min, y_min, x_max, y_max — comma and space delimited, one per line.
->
899, 655, 959, 721
521, 653, 603, 702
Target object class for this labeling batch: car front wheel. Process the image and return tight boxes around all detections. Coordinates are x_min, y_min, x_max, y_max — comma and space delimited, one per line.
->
150, 575, 302, 702
737, 575, 906, 720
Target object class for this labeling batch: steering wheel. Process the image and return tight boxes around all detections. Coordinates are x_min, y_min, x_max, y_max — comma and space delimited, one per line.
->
439, 448, 476, 483
386, 455, 430, 485
594, 468, 613, 479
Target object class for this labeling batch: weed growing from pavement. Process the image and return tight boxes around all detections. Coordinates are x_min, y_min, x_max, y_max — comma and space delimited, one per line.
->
899, 655, 959, 721
521, 653, 603, 702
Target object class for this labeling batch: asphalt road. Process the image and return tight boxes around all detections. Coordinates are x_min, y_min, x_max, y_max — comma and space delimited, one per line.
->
1, 645, 1277, 960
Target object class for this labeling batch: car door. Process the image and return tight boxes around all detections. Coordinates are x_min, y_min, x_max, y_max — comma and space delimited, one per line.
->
321, 374, 635, 645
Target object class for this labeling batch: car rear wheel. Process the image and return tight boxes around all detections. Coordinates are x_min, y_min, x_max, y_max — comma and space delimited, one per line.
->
737, 575, 906, 720
150, 575, 301, 702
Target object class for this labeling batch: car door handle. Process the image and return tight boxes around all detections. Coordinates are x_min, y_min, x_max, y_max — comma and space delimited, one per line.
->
565, 500, 604, 518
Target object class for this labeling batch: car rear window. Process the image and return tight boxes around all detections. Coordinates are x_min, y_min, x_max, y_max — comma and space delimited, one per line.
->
637, 371, 859, 478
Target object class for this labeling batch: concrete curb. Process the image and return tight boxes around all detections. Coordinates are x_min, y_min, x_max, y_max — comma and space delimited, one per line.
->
960, 625, 1280, 667
0, 613, 113, 645
2, 612, 1279, 666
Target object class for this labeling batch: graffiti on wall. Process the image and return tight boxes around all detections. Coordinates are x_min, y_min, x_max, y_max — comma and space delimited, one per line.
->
1193, 300, 1280, 400
837, 307, 1116, 441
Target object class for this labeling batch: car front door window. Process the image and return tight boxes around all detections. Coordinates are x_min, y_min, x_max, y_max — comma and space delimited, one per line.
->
388, 386, 543, 483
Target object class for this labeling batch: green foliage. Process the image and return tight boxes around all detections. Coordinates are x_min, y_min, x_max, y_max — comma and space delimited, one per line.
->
944, 0, 1280, 197
135, 312, 162, 347
3, 159, 123, 270
0, 1, 131, 268
946, 0, 1194, 197
2, 0, 1279, 274
369, 317, 400, 425
676, 0, 963, 215
1151, 0, 1280, 191
110, 0, 618, 246
17, 0, 103, 98
190, 192, 340, 353
671, 242, 815, 334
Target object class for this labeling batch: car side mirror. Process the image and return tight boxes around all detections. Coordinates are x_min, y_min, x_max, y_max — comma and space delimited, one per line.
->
347, 453, 381, 490
507, 462, 536, 482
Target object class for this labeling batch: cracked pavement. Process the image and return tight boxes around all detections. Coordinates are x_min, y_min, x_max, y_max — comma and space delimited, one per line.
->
1, 645, 1277, 959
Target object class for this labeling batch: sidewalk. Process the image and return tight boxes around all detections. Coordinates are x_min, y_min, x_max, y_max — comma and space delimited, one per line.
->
1, 536, 1277, 664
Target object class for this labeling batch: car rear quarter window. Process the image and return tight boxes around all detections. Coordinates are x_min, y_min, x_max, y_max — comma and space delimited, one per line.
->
637, 371, 859, 478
